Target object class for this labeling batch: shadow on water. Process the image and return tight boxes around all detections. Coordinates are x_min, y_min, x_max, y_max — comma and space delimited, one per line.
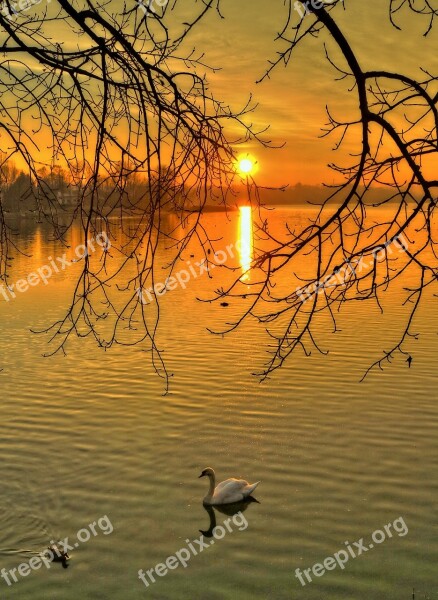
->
199, 497, 259, 538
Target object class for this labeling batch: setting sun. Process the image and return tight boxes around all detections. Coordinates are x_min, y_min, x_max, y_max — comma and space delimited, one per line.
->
239, 159, 253, 174
237, 156, 257, 176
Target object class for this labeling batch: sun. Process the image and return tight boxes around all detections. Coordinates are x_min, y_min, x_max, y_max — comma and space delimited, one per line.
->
239, 158, 254, 174
237, 156, 257, 176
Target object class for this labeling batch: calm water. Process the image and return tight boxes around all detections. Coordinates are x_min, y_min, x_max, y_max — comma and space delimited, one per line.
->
0, 207, 437, 599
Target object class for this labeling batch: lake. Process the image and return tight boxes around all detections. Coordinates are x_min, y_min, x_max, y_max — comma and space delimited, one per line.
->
0, 206, 436, 599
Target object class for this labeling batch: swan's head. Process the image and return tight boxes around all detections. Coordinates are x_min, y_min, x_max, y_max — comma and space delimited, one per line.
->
199, 467, 215, 479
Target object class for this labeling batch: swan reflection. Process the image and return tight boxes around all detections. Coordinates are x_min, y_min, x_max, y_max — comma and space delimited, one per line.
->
199, 498, 258, 538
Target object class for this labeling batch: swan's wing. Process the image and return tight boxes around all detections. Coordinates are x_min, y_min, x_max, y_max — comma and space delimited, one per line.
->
213, 478, 252, 504
215, 478, 248, 492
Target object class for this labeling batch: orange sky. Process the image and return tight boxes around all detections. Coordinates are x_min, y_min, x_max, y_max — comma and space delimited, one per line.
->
3, 0, 437, 189
185, 0, 438, 187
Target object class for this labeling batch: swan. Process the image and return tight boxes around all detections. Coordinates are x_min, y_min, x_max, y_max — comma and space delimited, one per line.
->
199, 467, 260, 505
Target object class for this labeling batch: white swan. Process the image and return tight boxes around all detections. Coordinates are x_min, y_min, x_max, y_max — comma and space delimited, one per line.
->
199, 467, 260, 505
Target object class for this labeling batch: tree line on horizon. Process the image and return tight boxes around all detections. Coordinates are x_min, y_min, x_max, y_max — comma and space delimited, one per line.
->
0, 155, 178, 217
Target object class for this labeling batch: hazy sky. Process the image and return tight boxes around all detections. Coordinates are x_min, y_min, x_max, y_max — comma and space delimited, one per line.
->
2, 0, 436, 188
184, 0, 438, 186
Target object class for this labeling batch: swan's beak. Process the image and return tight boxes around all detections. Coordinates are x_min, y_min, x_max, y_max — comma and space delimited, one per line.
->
198, 473, 205, 478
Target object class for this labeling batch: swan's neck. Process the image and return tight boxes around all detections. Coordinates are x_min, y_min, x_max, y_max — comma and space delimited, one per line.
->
206, 472, 215, 497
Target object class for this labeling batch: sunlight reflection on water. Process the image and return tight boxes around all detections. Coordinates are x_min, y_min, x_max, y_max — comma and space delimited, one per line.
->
239, 206, 253, 281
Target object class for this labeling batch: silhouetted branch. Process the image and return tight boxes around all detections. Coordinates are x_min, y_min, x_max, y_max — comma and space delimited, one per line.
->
208, 0, 437, 380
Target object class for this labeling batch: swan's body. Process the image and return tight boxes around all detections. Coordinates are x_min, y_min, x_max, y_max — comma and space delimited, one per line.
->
199, 467, 260, 505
